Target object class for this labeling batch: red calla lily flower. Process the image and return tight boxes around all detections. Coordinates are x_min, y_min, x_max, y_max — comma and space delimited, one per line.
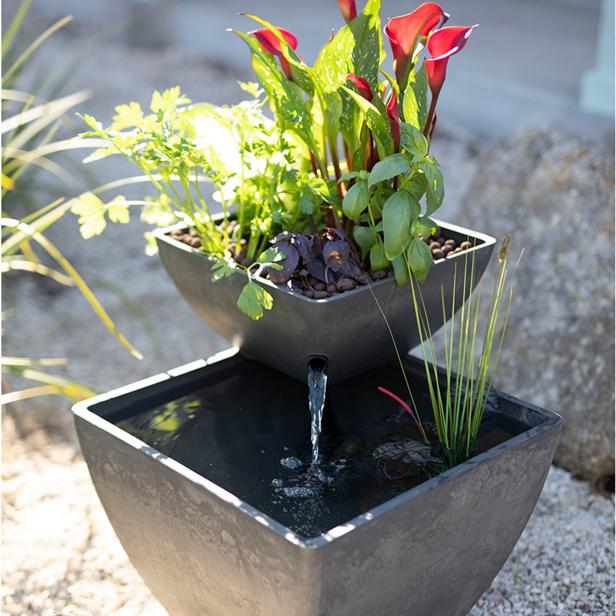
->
424, 25, 477, 98
384, 3, 448, 84
347, 73, 373, 101
386, 90, 401, 151
338, 0, 357, 23
252, 27, 298, 79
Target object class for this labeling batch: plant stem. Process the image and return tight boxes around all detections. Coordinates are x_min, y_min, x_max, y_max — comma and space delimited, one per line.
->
423, 92, 439, 139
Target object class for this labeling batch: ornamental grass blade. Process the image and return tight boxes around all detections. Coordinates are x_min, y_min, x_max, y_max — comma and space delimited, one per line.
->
3, 15, 73, 85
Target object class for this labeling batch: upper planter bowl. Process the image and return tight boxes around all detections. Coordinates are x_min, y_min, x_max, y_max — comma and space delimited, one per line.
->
155, 220, 495, 384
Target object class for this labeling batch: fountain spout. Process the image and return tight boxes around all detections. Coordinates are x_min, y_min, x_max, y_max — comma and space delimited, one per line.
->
307, 356, 328, 467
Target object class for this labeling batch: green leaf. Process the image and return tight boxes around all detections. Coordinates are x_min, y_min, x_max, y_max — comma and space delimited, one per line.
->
382, 190, 420, 260
257, 246, 285, 270
342, 180, 370, 221
353, 225, 378, 249
400, 123, 428, 159
70, 192, 106, 239
392, 254, 410, 286
237, 280, 274, 320
322, 91, 343, 142
150, 87, 189, 114
79, 113, 101, 131
141, 194, 177, 227
349, 6, 383, 93
368, 153, 411, 186
211, 255, 238, 282
237, 81, 262, 97
342, 86, 394, 159
112, 102, 143, 130
233, 30, 318, 153
404, 64, 429, 131
419, 155, 444, 215
107, 196, 130, 224
299, 193, 316, 214
339, 171, 360, 182
314, 25, 354, 91
407, 238, 433, 283
370, 242, 389, 271
307, 174, 336, 204
416, 216, 437, 239
404, 173, 427, 201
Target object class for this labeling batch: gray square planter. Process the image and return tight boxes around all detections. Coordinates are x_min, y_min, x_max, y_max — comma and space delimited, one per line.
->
73, 349, 561, 616
154, 220, 495, 384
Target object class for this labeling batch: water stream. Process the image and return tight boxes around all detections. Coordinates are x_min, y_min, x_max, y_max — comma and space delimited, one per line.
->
307, 359, 328, 467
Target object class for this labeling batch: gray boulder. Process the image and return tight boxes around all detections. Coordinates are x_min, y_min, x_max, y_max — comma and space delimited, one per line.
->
457, 129, 614, 485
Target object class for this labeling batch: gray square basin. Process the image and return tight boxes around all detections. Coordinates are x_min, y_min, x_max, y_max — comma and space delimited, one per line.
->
73, 348, 561, 616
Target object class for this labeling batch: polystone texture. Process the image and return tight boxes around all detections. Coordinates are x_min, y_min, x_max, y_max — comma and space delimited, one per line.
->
73, 350, 561, 616
458, 129, 615, 484
155, 221, 495, 384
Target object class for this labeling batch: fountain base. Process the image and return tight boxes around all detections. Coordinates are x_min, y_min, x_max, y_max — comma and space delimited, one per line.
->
73, 348, 561, 616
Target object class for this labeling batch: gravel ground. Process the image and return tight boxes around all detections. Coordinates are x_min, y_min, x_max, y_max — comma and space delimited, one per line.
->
2, 415, 613, 616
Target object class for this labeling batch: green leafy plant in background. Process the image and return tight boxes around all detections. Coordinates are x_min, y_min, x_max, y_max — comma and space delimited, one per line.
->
379, 237, 517, 467
1, 0, 142, 406
73, 1, 475, 319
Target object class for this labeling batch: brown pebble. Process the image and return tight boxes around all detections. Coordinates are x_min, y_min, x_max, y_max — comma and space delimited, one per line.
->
442, 244, 453, 255
437, 237, 446, 246
303, 289, 314, 298
371, 270, 387, 280
356, 273, 372, 286
326, 284, 336, 294
444, 238, 456, 247
429, 241, 441, 250
189, 237, 201, 248
336, 278, 357, 292
313, 290, 329, 300
432, 248, 445, 260
459, 241, 473, 251
170, 229, 183, 237
188, 227, 198, 236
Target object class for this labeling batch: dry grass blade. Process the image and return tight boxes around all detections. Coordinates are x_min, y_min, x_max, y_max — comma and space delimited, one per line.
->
1, 356, 67, 367
1, 363, 95, 404
1, 90, 89, 135
1, 257, 75, 285
2, 216, 143, 359
1, 385, 58, 404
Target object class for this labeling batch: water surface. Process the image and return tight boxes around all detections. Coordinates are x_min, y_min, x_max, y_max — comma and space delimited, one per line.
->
115, 360, 525, 538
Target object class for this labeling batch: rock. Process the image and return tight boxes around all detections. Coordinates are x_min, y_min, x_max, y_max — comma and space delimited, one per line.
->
432, 248, 445, 260
458, 129, 614, 483
336, 278, 357, 292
